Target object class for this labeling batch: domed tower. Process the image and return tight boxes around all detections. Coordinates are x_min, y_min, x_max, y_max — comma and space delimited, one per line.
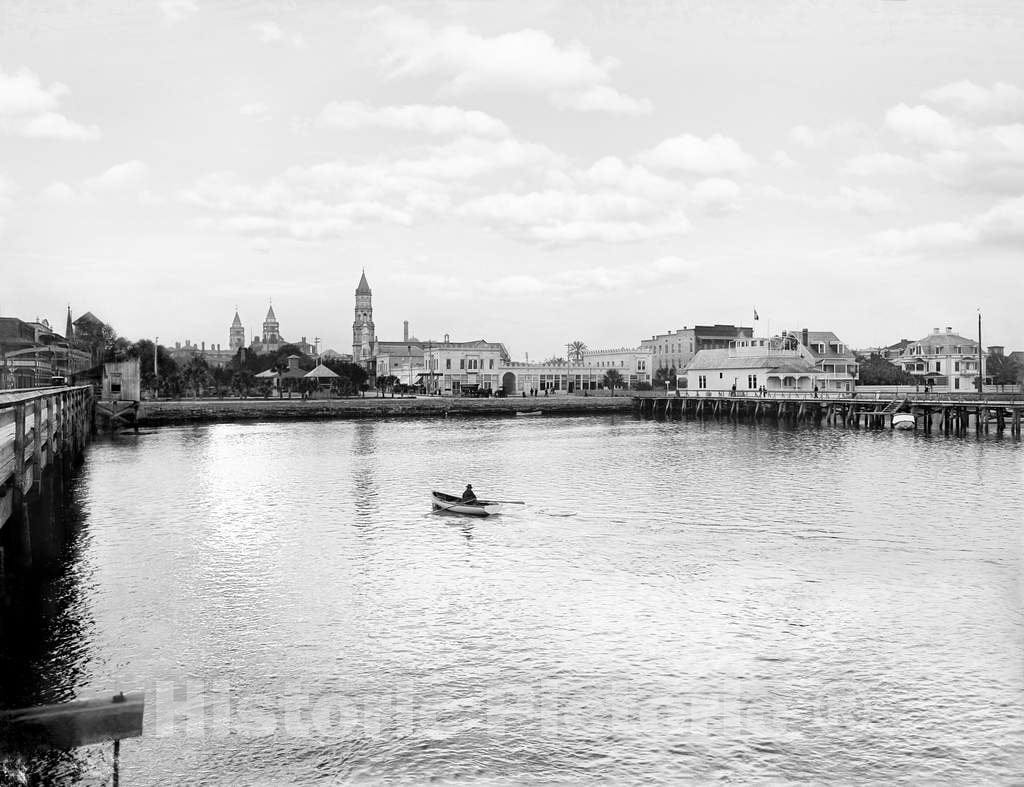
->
352, 270, 375, 363
263, 303, 280, 344
229, 309, 245, 350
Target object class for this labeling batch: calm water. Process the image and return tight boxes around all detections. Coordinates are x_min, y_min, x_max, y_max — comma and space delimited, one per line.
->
2, 415, 1022, 784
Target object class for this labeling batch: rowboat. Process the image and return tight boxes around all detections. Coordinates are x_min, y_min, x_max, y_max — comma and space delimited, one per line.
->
892, 413, 916, 430
515, 410, 542, 417
431, 491, 503, 517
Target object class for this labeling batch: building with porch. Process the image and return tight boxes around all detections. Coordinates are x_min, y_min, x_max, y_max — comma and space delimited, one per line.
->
680, 330, 858, 393
641, 324, 753, 374
890, 327, 985, 391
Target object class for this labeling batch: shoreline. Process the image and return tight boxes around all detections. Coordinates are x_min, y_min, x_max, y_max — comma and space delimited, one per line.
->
136, 395, 635, 425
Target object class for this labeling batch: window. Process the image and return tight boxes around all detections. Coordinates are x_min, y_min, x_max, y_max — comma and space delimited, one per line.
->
747, 374, 757, 389
460, 359, 465, 369
698, 375, 707, 389
489, 359, 494, 369
935, 361, 941, 372
955, 378, 960, 390
955, 362, 960, 372
446, 358, 451, 370
110, 373, 122, 394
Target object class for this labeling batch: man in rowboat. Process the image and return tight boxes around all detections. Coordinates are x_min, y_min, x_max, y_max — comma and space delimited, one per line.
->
461, 484, 477, 503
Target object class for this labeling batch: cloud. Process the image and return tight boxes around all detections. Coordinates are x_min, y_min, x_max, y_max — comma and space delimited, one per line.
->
0, 66, 100, 141
240, 102, 271, 121
86, 160, 150, 191
834, 186, 897, 216
772, 150, 797, 169
0, 67, 66, 115
159, 0, 198, 23
550, 85, 652, 116
873, 195, 1024, 252
636, 133, 755, 175
885, 103, 963, 148
251, 21, 306, 48
922, 80, 1024, 123
841, 152, 919, 177
20, 112, 100, 141
0, 174, 14, 235
490, 256, 701, 299
42, 160, 151, 204
372, 8, 650, 114
318, 101, 509, 137
788, 121, 869, 149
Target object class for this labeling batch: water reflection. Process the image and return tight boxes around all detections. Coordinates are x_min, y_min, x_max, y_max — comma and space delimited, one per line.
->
1, 416, 1021, 784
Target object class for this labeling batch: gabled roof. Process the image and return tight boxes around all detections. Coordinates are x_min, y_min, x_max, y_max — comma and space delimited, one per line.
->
254, 369, 278, 378
685, 349, 817, 372
304, 364, 339, 378
73, 311, 104, 327
356, 270, 371, 295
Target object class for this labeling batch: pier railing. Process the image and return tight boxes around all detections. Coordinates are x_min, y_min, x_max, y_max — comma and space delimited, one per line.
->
0, 386, 93, 532
634, 389, 1024, 405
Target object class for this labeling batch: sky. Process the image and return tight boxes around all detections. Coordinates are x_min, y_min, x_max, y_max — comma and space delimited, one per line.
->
1, 0, 1022, 359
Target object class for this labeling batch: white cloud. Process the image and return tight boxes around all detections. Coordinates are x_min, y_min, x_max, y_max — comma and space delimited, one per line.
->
884, 103, 962, 148
485, 256, 699, 299
772, 150, 797, 169
86, 160, 150, 191
873, 195, 1024, 252
922, 80, 1024, 123
240, 102, 271, 121
40, 181, 82, 203
251, 21, 305, 48
834, 186, 897, 216
551, 85, 652, 116
0, 67, 66, 115
20, 112, 101, 141
318, 101, 509, 137
372, 8, 651, 114
0, 67, 100, 141
637, 133, 755, 175
0, 174, 14, 235
42, 160, 151, 204
689, 178, 741, 213
159, 0, 198, 23
788, 121, 869, 149
841, 152, 919, 177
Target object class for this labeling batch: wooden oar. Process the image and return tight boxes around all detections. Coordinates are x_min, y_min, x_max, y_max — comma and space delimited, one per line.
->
479, 500, 525, 505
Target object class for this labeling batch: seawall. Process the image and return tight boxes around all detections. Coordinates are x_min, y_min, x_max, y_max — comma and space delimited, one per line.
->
137, 395, 635, 425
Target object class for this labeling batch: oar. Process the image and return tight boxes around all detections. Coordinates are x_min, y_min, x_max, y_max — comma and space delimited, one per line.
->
480, 500, 525, 505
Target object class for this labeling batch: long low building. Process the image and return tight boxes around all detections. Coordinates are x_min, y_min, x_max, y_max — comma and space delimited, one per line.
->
680, 331, 858, 393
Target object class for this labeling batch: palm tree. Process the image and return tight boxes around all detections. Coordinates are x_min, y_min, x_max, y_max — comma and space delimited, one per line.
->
567, 340, 587, 363
603, 368, 624, 394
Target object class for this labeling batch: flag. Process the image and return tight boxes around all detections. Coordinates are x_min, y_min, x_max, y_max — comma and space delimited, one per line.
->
754, 309, 759, 321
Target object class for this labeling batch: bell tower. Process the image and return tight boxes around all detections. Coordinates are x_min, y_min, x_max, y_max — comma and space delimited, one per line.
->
229, 308, 245, 350
352, 270, 375, 364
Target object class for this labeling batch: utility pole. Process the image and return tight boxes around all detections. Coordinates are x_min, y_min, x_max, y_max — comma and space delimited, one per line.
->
154, 336, 159, 400
977, 310, 983, 393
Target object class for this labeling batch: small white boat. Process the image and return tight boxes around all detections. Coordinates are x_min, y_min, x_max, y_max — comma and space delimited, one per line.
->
431, 491, 503, 517
892, 413, 916, 430
515, 410, 542, 417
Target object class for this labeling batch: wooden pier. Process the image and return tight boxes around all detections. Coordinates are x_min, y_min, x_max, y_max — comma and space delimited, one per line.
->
634, 391, 1024, 438
0, 386, 94, 584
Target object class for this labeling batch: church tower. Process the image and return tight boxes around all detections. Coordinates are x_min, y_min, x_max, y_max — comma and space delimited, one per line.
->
263, 303, 280, 344
229, 309, 245, 350
65, 306, 74, 342
352, 270, 375, 364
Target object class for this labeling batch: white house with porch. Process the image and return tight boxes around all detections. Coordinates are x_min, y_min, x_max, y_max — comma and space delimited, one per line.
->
680, 331, 858, 393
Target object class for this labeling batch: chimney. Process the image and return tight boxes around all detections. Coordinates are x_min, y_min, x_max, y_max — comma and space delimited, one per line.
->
945, 327, 952, 334
801, 328, 809, 347
444, 333, 450, 343
404, 321, 409, 342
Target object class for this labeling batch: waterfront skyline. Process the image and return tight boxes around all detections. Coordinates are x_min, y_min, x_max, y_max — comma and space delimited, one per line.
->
3, 1, 1024, 357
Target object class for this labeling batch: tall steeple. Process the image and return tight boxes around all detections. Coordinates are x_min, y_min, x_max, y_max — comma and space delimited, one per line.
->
65, 306, 74, 342
229, 307, 245, 350
263, 301, 280, 344
352, 270, 375, 365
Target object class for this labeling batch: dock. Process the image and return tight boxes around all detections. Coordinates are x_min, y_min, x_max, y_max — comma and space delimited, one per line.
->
0, 386, 94, 589
634, 390, 1023, 438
